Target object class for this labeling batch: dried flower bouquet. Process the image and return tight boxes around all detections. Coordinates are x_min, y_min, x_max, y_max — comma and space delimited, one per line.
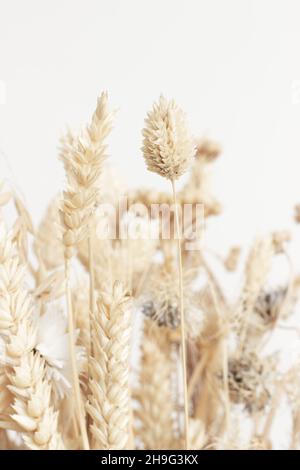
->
0, 93, 300, 451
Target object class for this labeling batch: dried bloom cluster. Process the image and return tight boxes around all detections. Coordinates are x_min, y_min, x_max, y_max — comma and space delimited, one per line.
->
1, 92, 300, 452
227, 352, 272, 413
141, 266, 203, 337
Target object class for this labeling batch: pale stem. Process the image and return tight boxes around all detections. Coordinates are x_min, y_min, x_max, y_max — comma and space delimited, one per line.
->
65, 257, 90, 450
187, 351, 207, 401
171, 178, 189, 450
262, 383, 283, 442
207, 279, 231, 434
222, 339, 230, 434
88, 233, 95, 352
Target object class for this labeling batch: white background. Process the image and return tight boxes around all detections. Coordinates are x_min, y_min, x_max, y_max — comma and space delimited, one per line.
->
1, 0, 300, 448
1, 0, 300, 242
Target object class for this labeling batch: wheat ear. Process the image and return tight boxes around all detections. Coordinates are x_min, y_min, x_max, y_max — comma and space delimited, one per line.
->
7, 353, 64, 450
60, 93, 113, 354
86, 281, 131, 449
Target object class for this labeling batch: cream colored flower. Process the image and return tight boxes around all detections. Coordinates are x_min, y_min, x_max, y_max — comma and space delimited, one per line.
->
35, 308, 84, 400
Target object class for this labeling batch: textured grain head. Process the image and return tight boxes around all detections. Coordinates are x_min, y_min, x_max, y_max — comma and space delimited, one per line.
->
142, 95, 194, 180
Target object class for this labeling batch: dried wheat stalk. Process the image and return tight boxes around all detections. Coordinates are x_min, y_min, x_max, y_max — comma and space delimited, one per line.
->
1, 91, 300, 451
86, 281, 131, 450
7, 352, 64, 450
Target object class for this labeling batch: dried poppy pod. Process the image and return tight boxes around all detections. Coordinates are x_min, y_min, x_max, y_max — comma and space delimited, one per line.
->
142, 95, 194, 181
227, 352, 272, 413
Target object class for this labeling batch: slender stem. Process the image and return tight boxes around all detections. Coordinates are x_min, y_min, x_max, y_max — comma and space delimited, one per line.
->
88, 233, 95, 353
65, 257, 90, 450
187, 351, 207, 401
222, 339, 230, 434
171, 179, 189, 450
262, 383, 283, 441
206, 278, 231, 434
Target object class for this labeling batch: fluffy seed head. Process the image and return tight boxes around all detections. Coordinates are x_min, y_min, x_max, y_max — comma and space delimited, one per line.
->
142, 95, 194, 180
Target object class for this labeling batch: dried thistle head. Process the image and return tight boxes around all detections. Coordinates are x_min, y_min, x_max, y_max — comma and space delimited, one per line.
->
254, 286, 288, 326
141, 266, 203, 337
141, 299, 180, 329
227, 351, 272, 412
142, 95, 194, 180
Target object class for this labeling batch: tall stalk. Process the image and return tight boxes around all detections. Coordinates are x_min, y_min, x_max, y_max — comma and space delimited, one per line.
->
65, 257, 90, 450
171, 179, 189, 450
88, 232, 95, 352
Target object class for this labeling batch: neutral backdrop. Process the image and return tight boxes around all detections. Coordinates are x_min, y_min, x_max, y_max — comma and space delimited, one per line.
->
1, 0, 300, 448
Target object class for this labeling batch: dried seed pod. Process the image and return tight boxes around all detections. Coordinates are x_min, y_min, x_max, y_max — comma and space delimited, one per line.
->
254, 287, 288, 325
142, 95, 193, 180
141, 300, 180, 329
227, 352, 271, 413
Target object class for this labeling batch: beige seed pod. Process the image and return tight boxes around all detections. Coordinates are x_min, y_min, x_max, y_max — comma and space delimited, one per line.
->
142, 95, 194, 180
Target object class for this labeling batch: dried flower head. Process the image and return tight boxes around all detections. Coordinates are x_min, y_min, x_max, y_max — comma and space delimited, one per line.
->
141, 266, 203, 337
227, 352, 272, 412
195, 137, 221, 163
34, 308, 84, 400
142, 95, 194, 180
141, 299, 180, 329
254, 286, 288, 326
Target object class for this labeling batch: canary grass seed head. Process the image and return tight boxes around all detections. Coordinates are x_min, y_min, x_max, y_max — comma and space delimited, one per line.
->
142, 95, 194, 180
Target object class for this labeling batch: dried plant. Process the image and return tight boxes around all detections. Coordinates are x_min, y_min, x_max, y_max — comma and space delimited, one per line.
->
1, 92, 300, 451
86, 281, 131, 450
142, 95, 193, 181
142, 95, 194, 449
134, 319, 175, 450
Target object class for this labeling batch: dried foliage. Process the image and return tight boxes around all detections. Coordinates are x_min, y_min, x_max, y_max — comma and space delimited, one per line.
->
0, 93, 300, 451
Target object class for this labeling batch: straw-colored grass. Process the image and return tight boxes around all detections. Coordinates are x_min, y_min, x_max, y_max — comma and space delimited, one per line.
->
0, 93, 299, 450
